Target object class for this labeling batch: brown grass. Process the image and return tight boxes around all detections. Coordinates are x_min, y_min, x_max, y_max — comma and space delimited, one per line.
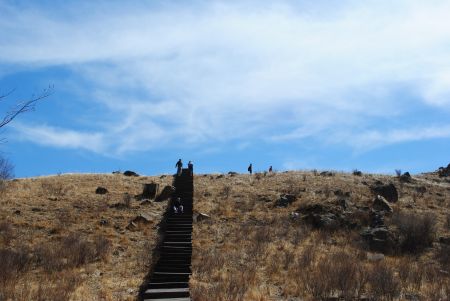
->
191, 170, 450, 300
0, 173, 171, 300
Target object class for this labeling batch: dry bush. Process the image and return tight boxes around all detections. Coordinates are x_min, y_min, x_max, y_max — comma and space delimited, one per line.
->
392, 212, 436, 254
123, 193, 132, 208
0, 248, 29, 287
436, 244, 450, 271
0, 221, 15, 246
40, 179, 69, 199
368, 262, 400, 301
34, 234, 111, 272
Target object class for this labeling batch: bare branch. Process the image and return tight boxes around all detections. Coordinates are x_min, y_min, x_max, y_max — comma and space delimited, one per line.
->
0, 86, 53, 129
0, 89, 16, 102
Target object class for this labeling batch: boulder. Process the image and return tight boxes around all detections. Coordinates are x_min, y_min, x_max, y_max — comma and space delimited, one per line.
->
373, 195, 393, 213
141, 183, 159, 199
228, 171, 238, 176
126, 213, 152, 231
95, 187, 108, 194
438, 164, 450, 177
112, 171, 121, 174
155, 185, 175, 202
400, 172, 412, 182
361, 226, 397, 254
320, 171, 334, 176
371, 183, 398, 203
367, 252, 385, 261
275, 194, 296, 207
123, 170, 139, 177
194, 212, 211, 222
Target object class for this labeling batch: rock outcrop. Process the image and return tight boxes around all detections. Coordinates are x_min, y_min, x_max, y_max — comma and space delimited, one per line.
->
371, 183, 398, 203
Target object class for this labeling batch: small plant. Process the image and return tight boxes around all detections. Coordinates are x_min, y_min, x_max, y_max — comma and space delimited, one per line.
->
395, 169, 402, 177
123, 193, 132, 208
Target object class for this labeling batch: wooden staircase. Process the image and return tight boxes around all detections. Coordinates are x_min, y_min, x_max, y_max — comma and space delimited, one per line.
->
141, 169, 193, 301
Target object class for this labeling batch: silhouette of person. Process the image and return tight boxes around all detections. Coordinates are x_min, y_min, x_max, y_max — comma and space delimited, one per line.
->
269, 166, 273, 173
175, 159, 183, 176
188, 161, 194, 176
248, 163, 253, 175
173, 197, 184, 214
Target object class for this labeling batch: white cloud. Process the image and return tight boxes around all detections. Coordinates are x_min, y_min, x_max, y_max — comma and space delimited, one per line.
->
2, 0, 450, 154
12, 123, 106, 153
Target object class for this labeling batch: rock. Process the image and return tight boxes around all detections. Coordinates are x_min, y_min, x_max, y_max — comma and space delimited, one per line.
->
14, 210, 21, 215
112, 170, 121, 174
361, 226, 397, 254
437, 163, 450, 177
99, 219, 108, 226
95, 187, 108, 194
155, 185, 175, 202
123, 170, 139, 177
194, 212, 210, 222
275, 194, 296, 207
373, 195, 393, 213
109, 202, 128, 209
336, 198, 352, 210
400, 172, 412, 182
31, 207, 42, 212
320, 171, 333, 176
369, 210, 385, 227
334, 189, 350, 197
404, 293, 421, 301
140, 200, 152, 206
439, 236, 450, 245
353, 170, 363, 176
371, 183, 398, 203
311, 213, 340, 229
367, 252, 385, 261
228, 171, 238, 176
126, 213, 152, 231
141, 183, 159, 199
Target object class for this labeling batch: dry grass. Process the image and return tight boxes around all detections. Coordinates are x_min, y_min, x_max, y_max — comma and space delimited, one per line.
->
191, 170, 450, 300
0, 173, 172, 300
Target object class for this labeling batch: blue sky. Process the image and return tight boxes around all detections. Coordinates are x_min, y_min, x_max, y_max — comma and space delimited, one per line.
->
1, 0, 449, 177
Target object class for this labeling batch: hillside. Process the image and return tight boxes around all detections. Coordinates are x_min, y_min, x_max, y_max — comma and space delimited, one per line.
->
1, 169, 449, 300
0, 173, 172, 300
191, 169, 450, 300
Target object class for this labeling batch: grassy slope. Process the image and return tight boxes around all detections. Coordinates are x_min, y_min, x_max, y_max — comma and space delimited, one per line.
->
191, 171, 450, 300
1, 170, 449, 300
0, 174, 172, 300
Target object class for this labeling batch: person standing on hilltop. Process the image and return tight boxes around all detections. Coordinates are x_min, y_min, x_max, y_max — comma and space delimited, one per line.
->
175, 159, 183, 176
188, 161, 194, 176
248, 163, 253, 175
269, 166, 273, 173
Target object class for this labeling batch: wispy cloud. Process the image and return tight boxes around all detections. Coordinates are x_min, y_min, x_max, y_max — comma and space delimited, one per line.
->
2, 0, 450, 155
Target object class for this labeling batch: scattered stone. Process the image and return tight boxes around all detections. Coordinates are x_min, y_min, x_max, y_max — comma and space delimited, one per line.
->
439, 236, 450, 245
14, 210, 21, 215
361, 226, 397, 254
370, 183, 398, 203
216, 174, 224, 179
126, 213, 152, 231
112, 170, 121, 174
400, 172, 412, 182
140, 199, 152, 206
155, 185, 175, 202
95, 187, 108, 194
367, 252, 385, 261
320, 171, 334, 176
109, 203, 128, 209
31, 207, 42, 212
437, 163, 450, 177
228, 171, 238, 176
353, 170, 363, 176
275, 194, 296, 207
141, 183, 159, 199
336, 198, 352, 211
194, 212, 211, 222
123, 170, 139, 177
99, 219, 108, 226
373, 195, 393, 213
334, 189, 351, 197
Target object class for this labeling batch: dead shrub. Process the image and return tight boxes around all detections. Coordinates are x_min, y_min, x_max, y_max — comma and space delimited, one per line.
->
392, 212, 436, 254
0, 248, 29, 285
35, 271, 81, 301
368, 262, 400, 301
0, 221, 15, 246
93, 235, 111, 261
123, 193, 132, 208
436, 244, 450, 271
61, 233, 96, 267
